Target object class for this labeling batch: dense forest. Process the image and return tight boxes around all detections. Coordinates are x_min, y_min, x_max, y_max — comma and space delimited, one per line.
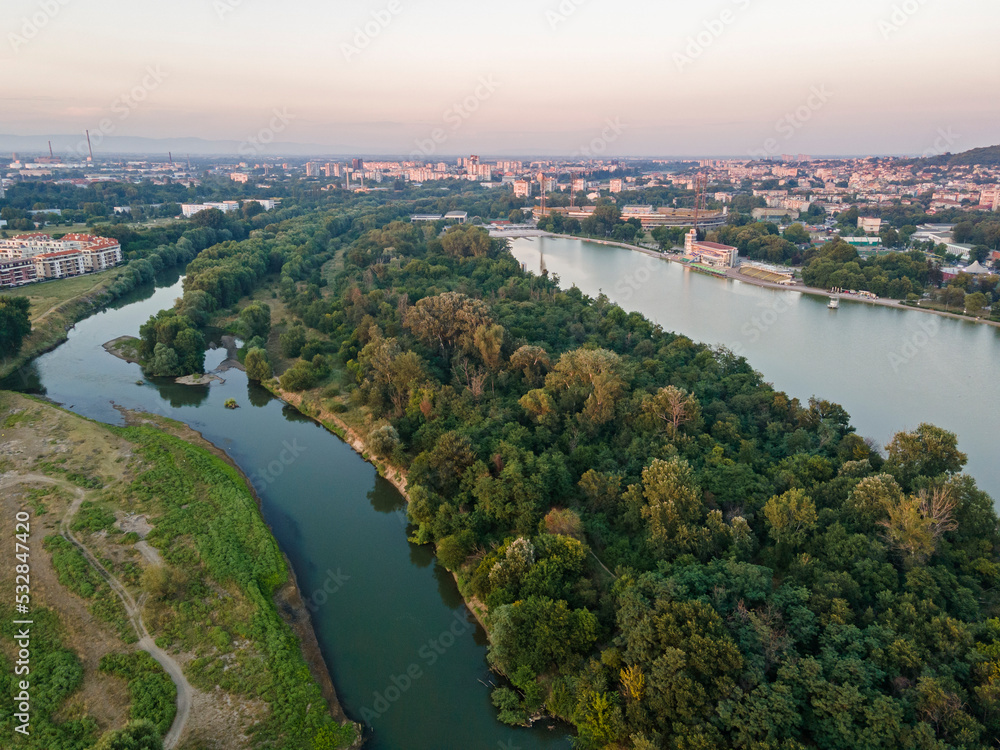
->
216, 212, 1000, 749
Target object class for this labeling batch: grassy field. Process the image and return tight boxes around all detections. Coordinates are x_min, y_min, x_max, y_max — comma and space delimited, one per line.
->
0, 270, 126, 380
0, 392, 359, 749
0, 268, 122, 321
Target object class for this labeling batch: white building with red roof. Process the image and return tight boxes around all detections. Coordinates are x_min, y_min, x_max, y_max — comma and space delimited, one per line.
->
0, 232, 122, 283
684, 229, 738, 269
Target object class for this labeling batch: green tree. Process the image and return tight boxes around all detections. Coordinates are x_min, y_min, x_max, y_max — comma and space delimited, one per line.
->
244, 347, 272, 381
280, 325, 307, 358
148, 343, 181, 377
883, 424, 967, 491
763, 488, 817, 548
94, 720, 163, 750
0, 296, 31, 357
238, 301, 272, 340
965, 291, 988, 316
783, 223, 810, 244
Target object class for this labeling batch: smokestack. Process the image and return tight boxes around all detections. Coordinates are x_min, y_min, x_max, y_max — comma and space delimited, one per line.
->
168, 151, 173, 164
86, 130, 94, 162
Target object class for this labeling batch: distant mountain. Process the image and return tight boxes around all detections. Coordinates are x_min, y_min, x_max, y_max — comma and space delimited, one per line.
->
0, 133, 360, 159
911, 144, 1000, 168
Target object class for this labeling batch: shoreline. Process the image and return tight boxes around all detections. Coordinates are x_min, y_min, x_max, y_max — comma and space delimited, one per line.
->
509, 231, 1000, 330
259, 382, 491, 630
107, 404, 360, 741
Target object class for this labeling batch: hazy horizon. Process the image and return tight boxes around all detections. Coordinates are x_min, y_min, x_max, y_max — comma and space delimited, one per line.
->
3, 0, 999, 158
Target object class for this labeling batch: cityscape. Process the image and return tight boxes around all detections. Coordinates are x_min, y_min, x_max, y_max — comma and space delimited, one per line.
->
1, 2, 999, 750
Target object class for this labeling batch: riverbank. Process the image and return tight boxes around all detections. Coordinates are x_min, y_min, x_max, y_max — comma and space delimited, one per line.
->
1, 270, 125, 380
114, 405, 358, 738
258, 380, 493, 629
0, 391, 360, 748
518, 231, 1000, 330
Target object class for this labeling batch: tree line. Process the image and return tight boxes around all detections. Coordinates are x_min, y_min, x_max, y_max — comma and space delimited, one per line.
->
265, 217, 1000, 748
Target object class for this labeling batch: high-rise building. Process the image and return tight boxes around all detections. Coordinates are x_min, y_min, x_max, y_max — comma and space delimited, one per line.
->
352, 158, 364, 171
513, 180, 532, 198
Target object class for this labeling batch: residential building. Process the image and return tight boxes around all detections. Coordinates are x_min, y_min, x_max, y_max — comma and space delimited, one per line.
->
513, 180, 532, 198
980, 187, 1000, 211
181, 201, 241, 217
34, 249, 86, 279
858, 217, 883, 234
230, 172, 250, 183
0, 258, 37, 286
0, 233, 122, 274
609, 179, 624, 194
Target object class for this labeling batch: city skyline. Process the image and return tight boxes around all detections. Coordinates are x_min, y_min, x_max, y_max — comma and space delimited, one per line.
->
2, 0, 999, 157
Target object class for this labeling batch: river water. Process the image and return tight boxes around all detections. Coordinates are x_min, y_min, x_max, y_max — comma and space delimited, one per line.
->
2, 273, 572, 750
509, 235, 1000, 505
7, 235, 997, 748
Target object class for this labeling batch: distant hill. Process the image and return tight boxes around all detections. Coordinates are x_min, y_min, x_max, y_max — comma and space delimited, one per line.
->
910, 144, 1000, 168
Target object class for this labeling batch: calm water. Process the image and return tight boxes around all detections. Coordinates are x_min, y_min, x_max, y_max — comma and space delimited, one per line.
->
4, 274, 571, 750
510, 235, 1000, 505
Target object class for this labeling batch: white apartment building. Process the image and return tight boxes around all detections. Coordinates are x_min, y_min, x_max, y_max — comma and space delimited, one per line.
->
0, 233, 122, 273
181, 201, 241, 217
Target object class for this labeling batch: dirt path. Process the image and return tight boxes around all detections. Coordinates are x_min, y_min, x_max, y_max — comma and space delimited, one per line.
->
0, 473, 193, 749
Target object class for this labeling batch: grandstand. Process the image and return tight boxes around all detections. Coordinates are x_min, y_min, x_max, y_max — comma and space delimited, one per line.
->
739, 265, 796, 285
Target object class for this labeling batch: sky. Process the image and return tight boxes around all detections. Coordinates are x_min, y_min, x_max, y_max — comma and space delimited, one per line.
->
2, 0, 999, 157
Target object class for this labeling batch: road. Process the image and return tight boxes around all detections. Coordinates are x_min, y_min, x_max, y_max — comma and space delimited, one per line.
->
0, 473, 193, 748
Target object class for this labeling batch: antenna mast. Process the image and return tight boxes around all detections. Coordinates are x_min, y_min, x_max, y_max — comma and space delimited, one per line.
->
693, 173, 706, 238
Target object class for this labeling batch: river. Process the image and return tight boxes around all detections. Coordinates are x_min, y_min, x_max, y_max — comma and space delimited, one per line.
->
2, 273, 572, 750
509, 235, 1000, 505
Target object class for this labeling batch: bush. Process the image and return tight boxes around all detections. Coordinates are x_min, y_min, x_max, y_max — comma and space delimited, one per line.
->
437, 531, 475, 571
368, 424, 400, 456
245, 347, 272, 381
280, 325, 307, 358
279, 360, 317, 391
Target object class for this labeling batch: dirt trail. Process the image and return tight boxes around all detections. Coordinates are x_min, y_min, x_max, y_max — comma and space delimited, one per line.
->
0, 473, 193, 749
